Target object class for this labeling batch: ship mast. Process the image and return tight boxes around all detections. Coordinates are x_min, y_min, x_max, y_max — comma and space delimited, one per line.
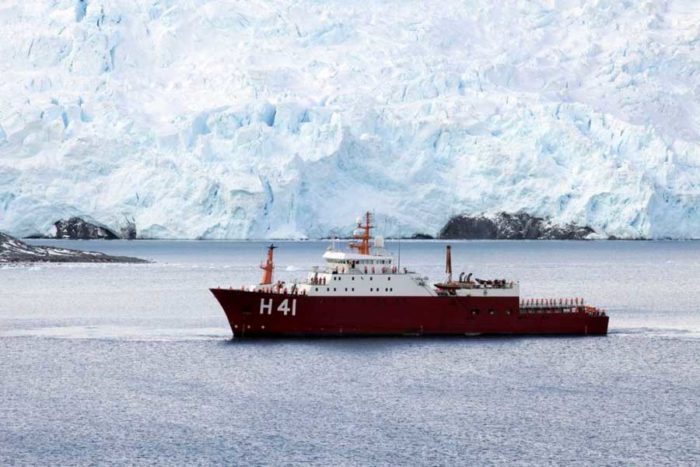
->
260, 244, 276, 284
445, 244, 452, 283
349, 211, 373, 255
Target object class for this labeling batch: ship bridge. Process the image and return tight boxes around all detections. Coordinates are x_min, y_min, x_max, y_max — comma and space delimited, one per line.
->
322, 248, 395, 274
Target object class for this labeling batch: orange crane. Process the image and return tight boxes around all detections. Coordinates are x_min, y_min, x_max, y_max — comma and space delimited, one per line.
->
260, 244, 276, 284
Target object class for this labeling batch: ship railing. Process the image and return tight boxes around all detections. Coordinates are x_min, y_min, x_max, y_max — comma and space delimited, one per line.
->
519, 298, 605, 316
252, 286, 308, 296
458, 281, 516, 290
320, 266, 413, 275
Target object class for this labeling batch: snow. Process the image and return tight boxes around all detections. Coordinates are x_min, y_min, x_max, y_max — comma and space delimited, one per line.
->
0, 0, 699, 239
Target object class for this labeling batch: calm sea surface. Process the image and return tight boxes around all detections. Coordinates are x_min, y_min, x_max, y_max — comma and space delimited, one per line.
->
1, 240, 698, 465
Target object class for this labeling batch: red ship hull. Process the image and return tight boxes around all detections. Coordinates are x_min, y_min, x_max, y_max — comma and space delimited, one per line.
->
210, 289, 609, 338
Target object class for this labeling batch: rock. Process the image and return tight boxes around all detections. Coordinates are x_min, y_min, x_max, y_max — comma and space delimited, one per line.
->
0, 231, 148, 263
409, 233, 434, 240
119, 217, 137, 240
53, 217, 119, 239
439, 212, 595, 240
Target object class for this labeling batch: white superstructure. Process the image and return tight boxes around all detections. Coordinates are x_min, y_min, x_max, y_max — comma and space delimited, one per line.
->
249, 213, 518, 298
254, 244, 518, 298
297, 245, 434, 296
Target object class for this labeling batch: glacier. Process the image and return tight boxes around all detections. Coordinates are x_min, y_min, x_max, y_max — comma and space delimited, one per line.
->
0, 0, 699, 239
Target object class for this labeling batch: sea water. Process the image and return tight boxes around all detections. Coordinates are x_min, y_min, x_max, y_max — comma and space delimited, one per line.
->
1, 240, 698, 465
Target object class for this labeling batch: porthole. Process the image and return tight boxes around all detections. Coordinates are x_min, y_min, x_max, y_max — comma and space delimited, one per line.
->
506, 309, 512, 315
471, 309, 480, 315
489, 309, 495, 315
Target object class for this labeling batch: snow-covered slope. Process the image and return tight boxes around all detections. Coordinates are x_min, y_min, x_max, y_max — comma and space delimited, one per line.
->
1, 0, 699, 238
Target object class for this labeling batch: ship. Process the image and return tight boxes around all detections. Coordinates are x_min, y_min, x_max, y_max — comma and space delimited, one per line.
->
211, 212, 608, 338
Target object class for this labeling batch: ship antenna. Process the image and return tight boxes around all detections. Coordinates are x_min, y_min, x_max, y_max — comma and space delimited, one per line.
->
397, 229, 401, 272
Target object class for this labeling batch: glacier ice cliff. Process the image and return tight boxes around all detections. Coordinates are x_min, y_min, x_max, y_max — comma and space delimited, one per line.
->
0, 0, 699, 239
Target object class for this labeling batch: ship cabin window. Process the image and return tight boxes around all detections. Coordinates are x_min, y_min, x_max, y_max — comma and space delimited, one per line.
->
489, 309, 495, 315
352, 277, 355, 281
352, 288, 355, 291
345, 288, 347, 292
370, 277, 373, 281
388, 277, 391, 281
315, 288, 318, 292
471, 309, 480, 315
370, 288, 373, 292
506, 309, 512, 315
333, 288, 336, 291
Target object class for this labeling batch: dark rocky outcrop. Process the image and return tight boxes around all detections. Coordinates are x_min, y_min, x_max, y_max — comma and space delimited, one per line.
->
409, 233, 434, 240
53, 217, 119, 239
0, 231, 148, 263
439, 212, 595, 240
119, 218, 137, 240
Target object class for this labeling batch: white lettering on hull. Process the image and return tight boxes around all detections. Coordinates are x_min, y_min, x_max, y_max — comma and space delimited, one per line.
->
260, 298, 273, 315
260, 298, 297, 316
